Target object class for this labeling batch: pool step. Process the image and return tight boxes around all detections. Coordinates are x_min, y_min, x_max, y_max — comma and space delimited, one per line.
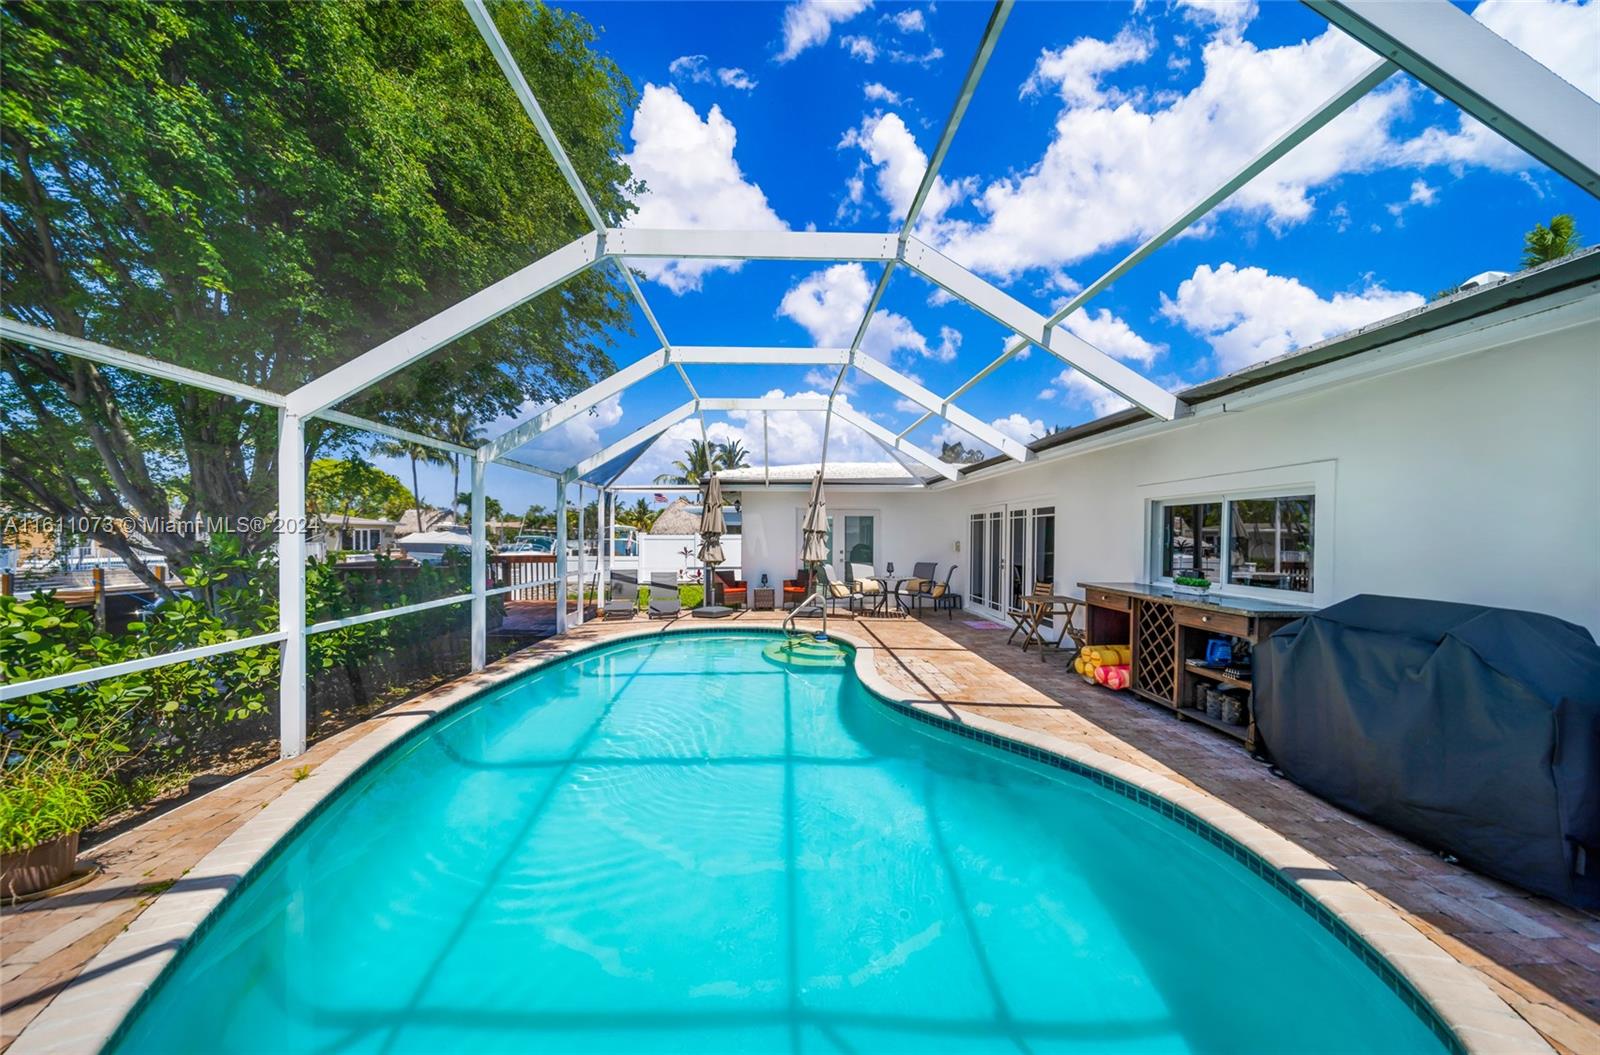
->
762, 637, 848, 669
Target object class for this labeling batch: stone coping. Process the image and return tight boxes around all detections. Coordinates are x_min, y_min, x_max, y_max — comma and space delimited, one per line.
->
12, 624, 1550, 1055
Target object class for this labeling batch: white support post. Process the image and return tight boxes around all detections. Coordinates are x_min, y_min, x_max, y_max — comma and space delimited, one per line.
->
554, 481, 568, 634
470, 452, 487, 671
595, 486, 604, 601
575, 484, 586, 627
277, 410, 307, 759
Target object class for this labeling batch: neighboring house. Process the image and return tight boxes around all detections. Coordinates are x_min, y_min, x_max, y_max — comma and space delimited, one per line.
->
316, 516, 396, 556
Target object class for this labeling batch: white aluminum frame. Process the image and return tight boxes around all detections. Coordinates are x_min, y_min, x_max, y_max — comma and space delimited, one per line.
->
7, 0, 1596, 759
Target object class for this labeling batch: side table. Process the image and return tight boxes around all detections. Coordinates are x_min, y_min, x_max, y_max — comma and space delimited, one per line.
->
753, 587, 776, 611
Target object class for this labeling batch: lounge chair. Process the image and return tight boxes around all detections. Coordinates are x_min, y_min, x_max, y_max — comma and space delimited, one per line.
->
713, 569, 748, 608
647, 573, 681, 619
894, 562, 938, 613
1008, 580, 1056, 645
604, 573, 639, 619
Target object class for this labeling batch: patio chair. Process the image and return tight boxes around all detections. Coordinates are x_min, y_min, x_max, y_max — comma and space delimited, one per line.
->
894, 562, 938, 613
928, 565, 959, 620
782, 569, 814, 609
1008, 580, 1056, 645
816, 566, 858, 614
603, 573, 639, 619
647, 573, 681, 619
847, 562, 886, 614
713, 569, 748, 608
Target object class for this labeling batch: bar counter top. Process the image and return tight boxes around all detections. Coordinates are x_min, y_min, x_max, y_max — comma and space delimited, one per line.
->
1077, 581, 1319, 618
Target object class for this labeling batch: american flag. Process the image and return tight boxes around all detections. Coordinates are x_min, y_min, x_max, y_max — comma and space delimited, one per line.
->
652, 493, 668, 504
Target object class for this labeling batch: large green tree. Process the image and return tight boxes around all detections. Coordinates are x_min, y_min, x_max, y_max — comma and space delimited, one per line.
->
307, 457, 412, 523
1, 0, 636, 588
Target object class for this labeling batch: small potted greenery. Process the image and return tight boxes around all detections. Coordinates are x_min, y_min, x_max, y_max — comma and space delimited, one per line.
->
1, 755, 110, 899
1171, 574, 1213, 597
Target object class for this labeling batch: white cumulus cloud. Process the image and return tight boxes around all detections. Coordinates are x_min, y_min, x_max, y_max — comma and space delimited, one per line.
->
863, 81, 902, 104
619, 389, 890, 483
838, 111, 970, 225
989, 413, 1047, 444
889, 8, 925, 33
777, 263, 959, 365
778, 0, 872, 62
623, 85, 787, 294
1160, 262, 1424, 372
718, 67, 759, 91
840, 34, 879, 62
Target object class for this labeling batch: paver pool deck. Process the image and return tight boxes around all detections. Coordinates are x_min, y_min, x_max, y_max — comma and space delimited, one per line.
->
4, 611, 1596, 1053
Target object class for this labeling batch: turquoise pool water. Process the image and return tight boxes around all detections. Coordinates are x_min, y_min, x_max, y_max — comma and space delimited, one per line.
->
111, 632, 1450, 1054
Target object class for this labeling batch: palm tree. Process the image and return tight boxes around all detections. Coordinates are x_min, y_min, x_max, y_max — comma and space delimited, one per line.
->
1522, 214, 1582, 268
378, 438, 450, 532
654, 438, 719, 485
441, 412, 487, 519
717, 439, 751, 471
617, 497, 656, 530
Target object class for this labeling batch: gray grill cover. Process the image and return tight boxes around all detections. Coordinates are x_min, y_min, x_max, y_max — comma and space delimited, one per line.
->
1256, 595, 1600, 909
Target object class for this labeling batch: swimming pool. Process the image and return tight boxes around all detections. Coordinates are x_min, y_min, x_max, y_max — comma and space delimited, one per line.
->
110, 631, 1452, 1053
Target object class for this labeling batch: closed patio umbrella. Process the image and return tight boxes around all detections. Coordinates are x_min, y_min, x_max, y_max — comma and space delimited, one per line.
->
692, 474, 731, 618
800, 470, 829, 634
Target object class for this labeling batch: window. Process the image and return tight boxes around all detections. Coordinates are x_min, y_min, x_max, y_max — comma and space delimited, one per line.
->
340, 527, 382, 552
1156, 493, 1315, 595
1229, 495, 1314, 593
1161, 502, 1222, 581
1032, 506, 1055, 587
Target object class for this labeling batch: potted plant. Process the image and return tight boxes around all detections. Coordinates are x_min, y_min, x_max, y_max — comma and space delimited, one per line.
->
1, 756, 110, 899
1172, 574, 1212, 597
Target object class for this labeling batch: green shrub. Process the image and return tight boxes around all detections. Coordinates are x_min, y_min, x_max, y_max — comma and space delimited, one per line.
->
0, 757, 115, 853
1172, 575, 1212, 589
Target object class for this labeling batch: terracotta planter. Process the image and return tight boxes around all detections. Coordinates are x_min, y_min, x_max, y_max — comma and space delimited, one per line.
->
1, 832, 80, 899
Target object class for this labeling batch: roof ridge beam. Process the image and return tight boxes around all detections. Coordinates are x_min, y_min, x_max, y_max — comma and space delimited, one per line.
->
604, 228, 897, 262
700, 396, 828, 412
488, 346, 669, 460
669, 347, 851, 366
287, 233, 600, 417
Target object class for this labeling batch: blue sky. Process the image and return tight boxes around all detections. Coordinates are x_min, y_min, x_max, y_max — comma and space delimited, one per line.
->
381, 0, 1600, 515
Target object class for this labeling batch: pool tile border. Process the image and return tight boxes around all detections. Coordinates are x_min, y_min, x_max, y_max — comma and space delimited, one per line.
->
12, 624, 1549, 1055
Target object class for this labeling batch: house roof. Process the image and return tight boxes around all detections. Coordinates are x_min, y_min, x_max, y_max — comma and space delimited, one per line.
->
317, 515, 394, 529
394, 508, 456, 537
958, 249, 1600, 479
648, 497, 700, 535
717, 461, 922, 485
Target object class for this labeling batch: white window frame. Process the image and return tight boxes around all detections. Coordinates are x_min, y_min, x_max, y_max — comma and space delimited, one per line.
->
1140, 461, 1335, 606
